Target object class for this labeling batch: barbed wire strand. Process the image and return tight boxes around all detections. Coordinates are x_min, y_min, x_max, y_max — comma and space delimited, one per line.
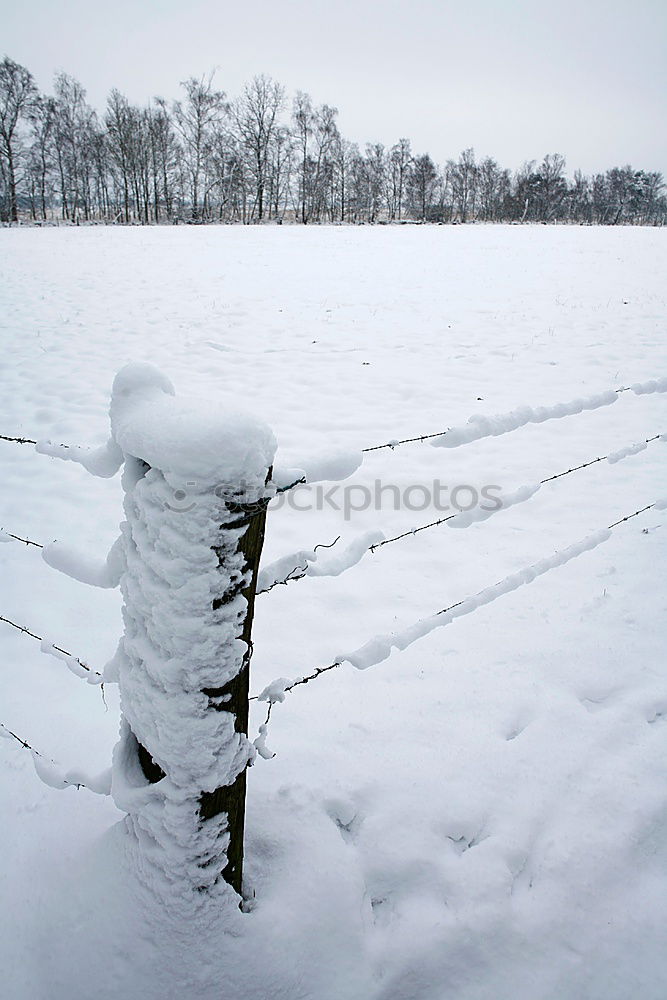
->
2, 531, 43, 548
265, 432, 664, 574
539, 434, 661, 485
1, 438, 662, 681
0, 614, 100, 677
0, 615, 106, 708
249, 498, 662, 711
0, 384, 638, 460
0, 723, 92, 791
360, 386, 633, 454
0, 434, 37, 445
2, 430, 663, 592
256, 535, 341, 595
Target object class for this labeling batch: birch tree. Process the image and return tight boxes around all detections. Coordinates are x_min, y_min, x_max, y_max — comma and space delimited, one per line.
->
0, 57, 36, 221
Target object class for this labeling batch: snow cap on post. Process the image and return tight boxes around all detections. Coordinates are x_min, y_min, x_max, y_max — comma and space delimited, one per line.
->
110, 362, 276, 483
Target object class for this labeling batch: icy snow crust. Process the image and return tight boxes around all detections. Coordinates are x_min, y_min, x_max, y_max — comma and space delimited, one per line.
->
1, 226, 666, 1000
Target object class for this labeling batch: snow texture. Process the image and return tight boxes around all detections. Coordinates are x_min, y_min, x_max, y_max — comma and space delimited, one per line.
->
42, 535, 125, 589
31, 750, 111, 795
256, 677, 293, 704
446, 484, 541, 529
1, 226, 665, 1000
257, 529, 384, 591
607, 440, 648, 464
631, 376, 667, 394
110, 362, 276, 483
341, 530, 612, 669
39, 637, 103, 685
431, 389, 619, 448
35, 437, 124, 478
273, 449, 363, 487
253, 724, 275, 760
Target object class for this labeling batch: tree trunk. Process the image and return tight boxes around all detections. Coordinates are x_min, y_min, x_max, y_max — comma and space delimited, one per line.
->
6, 146, 17, 222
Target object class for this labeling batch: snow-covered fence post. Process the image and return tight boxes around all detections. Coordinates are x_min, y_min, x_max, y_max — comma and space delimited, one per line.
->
198, 477, 271, 893
108, 364, 276, 901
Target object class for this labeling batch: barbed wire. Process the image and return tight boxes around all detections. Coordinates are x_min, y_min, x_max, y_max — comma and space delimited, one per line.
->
248, 498, 663, 718
264, 431, 664, 576
360, 386, 633, 453
607, 504, 655, 529
539, 434, 662, 485
0, 434, 37, 445
362, 429, 449, 453
0, 614, 100, 678
2, 531, 43, 548
1, 435, 662, 696
0, 382, 642, 462
0, 615, 105, 708
370, 431, 662, 551
256, 535, 341, 595
0, 723, 93, 791
7, 430, 660, 588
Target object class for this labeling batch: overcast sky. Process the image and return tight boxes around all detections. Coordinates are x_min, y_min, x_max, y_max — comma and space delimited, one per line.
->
4, 0, 666, 176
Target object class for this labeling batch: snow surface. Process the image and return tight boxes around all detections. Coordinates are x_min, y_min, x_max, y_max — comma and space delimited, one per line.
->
1, 224, 666, 1000
339, 529, 612, 670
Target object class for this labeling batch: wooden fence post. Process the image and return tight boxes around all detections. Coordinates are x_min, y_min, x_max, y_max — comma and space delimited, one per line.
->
133, 483, 270, 896
109, 364, 275, 901
198, 484, 271, 893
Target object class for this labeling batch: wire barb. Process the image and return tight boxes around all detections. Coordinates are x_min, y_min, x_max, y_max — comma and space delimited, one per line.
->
256, 535, 341, 594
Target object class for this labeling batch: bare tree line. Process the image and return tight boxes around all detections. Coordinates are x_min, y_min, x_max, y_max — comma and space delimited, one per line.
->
1, 56, 665, 227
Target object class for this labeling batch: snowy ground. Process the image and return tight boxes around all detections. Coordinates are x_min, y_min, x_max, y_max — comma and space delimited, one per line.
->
1, 224, 666, 1000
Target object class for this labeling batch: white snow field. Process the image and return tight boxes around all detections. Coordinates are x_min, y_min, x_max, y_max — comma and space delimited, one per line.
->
1, 223, 666, 1000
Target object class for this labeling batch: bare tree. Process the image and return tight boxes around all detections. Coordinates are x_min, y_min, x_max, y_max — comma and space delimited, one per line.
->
234, 75, 284, 221
450, 148, 477, 222
2, 52, 666, 228
292, 91, 313, 223
477, 157, 501, 221
149, 98, 177, 221
388, 138, 411, 220
332, 136, 357, 222
173, 74, 227, 220
536, 153, 567, 220
27, 95, 56, 220
52, 73, 98, 222
408, 152, 438, 221
0, 57, 37, 221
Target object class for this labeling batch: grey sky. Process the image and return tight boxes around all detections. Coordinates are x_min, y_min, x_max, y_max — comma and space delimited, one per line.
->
4, 0, 666, 176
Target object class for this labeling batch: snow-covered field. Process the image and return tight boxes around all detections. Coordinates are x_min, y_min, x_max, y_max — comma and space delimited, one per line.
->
1, 224, 666, 1000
